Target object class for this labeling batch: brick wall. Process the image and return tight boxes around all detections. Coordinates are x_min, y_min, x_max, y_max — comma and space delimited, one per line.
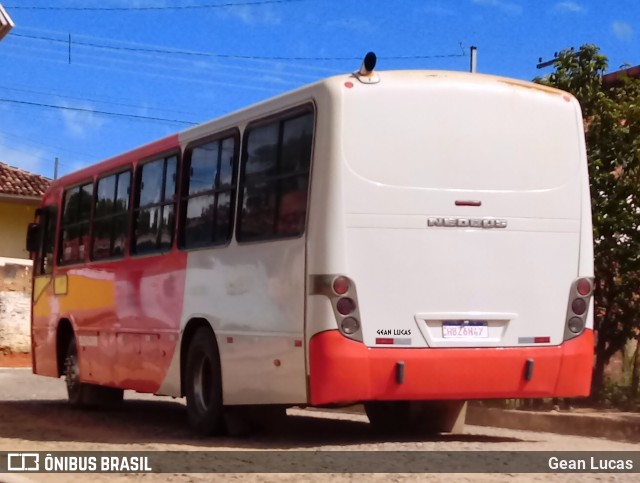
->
0, 258, 32, 353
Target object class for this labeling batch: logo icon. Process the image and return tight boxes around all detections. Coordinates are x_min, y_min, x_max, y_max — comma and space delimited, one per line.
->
8, 453, 40, 472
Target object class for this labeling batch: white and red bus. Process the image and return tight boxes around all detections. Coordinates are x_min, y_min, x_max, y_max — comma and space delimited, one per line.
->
27, 58, 595, 435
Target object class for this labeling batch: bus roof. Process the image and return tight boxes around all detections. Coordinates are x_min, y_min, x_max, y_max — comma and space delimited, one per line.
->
47, 69, 573, 194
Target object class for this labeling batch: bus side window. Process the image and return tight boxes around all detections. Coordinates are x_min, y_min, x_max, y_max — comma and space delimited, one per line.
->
181, 135, 237, 249
92, 170, 131, 260
59, 182, 93, 265
238, 110, 314, 242
133, 155, 178, 255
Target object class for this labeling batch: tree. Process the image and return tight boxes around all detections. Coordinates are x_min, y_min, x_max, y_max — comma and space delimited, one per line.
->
535, 45, 640, 397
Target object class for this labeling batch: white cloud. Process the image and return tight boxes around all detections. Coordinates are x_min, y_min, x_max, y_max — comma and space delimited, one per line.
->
553, 2, 584, 13
470, 0, 523, 15
612, 21, 634, 42
59, 102, 105, 138
220, 5, 281, 26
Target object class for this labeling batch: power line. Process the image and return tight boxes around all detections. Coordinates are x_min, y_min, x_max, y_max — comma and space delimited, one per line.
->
6, 0, 305, 11
0, 83, 202, 118
0, 98, 198, 125
12, 33, 465, 62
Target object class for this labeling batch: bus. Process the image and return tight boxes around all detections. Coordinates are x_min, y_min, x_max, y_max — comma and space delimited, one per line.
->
27, 55, 595, 436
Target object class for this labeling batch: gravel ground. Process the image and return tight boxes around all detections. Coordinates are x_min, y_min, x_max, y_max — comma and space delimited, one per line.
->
0, 370, 638, 483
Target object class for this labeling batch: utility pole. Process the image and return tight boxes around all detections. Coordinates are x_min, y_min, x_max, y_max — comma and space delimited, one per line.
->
470, 46, 477, 73
536, 54, 558, 69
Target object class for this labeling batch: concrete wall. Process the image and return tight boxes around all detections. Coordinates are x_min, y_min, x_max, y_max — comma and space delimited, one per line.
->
0, 199, 38, 260
0, 258, 31, 353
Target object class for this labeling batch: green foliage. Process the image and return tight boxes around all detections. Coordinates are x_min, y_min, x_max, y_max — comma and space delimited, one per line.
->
535, 45, 640, 394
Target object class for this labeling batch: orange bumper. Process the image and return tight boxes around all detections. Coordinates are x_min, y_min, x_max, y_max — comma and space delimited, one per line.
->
308, 329, 594, 405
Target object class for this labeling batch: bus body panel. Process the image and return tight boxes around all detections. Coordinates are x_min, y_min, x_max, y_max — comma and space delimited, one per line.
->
172, 238, 308, 404
308, 329, 594, 405
304, 72, 593, 402
334, 73, 590, 349
31, 135, 184, 391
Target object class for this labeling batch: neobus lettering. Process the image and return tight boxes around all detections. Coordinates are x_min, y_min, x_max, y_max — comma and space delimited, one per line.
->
427, 217, 508, 228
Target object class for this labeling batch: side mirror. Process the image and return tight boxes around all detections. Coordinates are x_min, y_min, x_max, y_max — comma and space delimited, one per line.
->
26, 223, 41, 253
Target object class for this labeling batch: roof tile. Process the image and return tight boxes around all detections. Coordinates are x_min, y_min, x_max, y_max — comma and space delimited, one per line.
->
0, 162, 50, 198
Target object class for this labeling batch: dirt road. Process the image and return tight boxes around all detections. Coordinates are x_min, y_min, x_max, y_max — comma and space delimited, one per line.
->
0, 368, 638, 483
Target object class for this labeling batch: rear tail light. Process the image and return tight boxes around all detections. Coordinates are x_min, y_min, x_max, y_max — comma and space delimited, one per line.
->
576, 278, 592, 296
564, 277, 594, 341
568, 317, 584, 334
332, 276, 350, 295
571, 298, 587, 315
309, 274, 362, 341
336, 297, 356, 315
341, 317, 360, 335
328, 275, 362, 340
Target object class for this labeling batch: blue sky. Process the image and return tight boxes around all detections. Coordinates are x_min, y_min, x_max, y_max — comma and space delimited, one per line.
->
0, 0, 637, 179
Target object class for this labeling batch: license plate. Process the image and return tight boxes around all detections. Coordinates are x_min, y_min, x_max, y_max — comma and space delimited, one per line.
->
442, 321, 488, 338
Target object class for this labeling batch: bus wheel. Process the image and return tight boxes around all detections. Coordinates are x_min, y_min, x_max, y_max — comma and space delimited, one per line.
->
64, 338, 123, 408
185, 328, 224, 436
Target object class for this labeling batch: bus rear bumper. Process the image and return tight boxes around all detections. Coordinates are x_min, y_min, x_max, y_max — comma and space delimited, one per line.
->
308, 329, 594, 405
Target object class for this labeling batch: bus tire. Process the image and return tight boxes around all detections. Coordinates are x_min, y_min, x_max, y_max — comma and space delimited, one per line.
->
64, 338, 123, 408
185, 327, 224, 436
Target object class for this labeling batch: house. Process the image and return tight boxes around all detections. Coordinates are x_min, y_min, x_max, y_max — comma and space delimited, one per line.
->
0, 161, 49, 261
0, 162, 49, 353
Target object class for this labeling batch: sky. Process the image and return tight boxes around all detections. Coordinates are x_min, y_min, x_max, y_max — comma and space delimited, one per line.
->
0, 0, 637, 179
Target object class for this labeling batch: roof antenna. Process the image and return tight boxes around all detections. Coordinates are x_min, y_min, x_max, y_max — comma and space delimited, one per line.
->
353, 51, 380, 84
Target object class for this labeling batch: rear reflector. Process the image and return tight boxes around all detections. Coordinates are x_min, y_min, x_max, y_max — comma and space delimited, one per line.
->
375, 338, 411, 345
376, 338, 394, 344
534, 337, 550, 343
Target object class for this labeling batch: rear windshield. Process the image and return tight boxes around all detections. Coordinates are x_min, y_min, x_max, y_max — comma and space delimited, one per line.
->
342, 79, 582, 191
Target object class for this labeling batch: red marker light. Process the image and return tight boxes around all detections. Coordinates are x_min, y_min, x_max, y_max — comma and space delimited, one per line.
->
333, 276, 350, 295
336, 297, 356, 315
534, 337, 550, 344
577, 279, 591, 296
572, 298, 587, 315
344, 81, 354, 88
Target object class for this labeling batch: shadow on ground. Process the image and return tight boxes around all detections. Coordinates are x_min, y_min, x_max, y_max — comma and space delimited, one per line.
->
0, 399, 528, 448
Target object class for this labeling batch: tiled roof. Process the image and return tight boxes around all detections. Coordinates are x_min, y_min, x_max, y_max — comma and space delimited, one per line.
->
603, 65, 640, 87
0, 162, 50, 198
